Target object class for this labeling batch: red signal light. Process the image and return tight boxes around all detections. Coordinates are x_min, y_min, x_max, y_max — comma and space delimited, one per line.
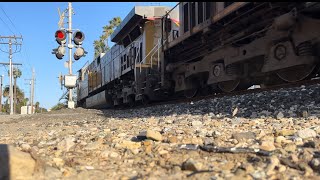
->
55, 30, 66, 44
57, 31, 65, 39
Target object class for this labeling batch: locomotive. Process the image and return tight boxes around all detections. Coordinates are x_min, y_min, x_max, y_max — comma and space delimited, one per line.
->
76, 2, 320, 108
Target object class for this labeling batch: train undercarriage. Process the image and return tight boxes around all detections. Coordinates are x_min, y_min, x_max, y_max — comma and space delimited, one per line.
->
163, 2, 320, 98
77, 2, 320, 109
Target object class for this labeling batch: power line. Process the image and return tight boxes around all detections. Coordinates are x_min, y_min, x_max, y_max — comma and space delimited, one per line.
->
0, 38, 9, 52
11, 38, 32, 96
0, 16, 15, 35
0, 5, 27, 82
21, 45, 32, 70
0, 6, 28, 76
18, 44, 33, 84
0, 6, 22, 36
2, 64, 8, 73
0, 37, 21, 54
0, 6, 28, 95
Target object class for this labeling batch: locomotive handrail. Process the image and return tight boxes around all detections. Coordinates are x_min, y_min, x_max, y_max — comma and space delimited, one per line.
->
161, 2, 180, 20
138, 37, 164, 72
133, 41, 141, 85
138, 37, 169, 73
161, 2, 180, 53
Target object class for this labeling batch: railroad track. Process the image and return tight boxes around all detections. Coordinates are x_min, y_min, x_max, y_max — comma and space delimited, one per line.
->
98, 76, 320, 111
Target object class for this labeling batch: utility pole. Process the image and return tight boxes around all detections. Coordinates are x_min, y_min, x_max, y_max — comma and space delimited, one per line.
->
67, 2, 73, 108
0, 75, 3, 112
9, 38, 13, 114
25, 68, 35, 114
31, 68, 35, 114
0, 36, 23, 115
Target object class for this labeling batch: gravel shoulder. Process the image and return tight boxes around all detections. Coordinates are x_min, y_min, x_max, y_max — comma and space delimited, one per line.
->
1, 84, 320, 179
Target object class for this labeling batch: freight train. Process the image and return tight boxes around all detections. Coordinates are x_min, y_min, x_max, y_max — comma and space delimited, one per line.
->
76, 2, 320, 108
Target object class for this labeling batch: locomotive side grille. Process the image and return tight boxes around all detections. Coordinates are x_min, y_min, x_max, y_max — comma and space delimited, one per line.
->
226, 64, 238, 76
297, 41, 313, 56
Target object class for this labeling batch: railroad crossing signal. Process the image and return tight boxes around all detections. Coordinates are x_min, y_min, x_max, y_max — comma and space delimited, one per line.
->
55, 30, 67, 44
52, 46, 66, 60
52, 29, 67, 59
73, 31, 87, 60
74, 47, 86, 60
73, 31, 85, 45
52, 29, 87, 61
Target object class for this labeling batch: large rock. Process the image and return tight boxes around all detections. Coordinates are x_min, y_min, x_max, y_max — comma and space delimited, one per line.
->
260, 141, 276, 151
276, 112, 284, 120
0, 144, 36, 180
168, 136, 178, 143
266, 156, 280, 175
136, 131, 147, 141
232, 107, 238, 117
309, 158, 320, 172
284, 143, 296, 152
57, 137, 75, 152
232, 132, 255, 142
84, 140, 102, 151
181, 158, 203, 171
44, 166, 62, 179
297, 129, 317, 139
20, 143, 31, 152
191, 120, 203, 127
100, 150, 119, 159
117, 140, 141, 150
276, 129, 295, 136
146, 130, 163, 141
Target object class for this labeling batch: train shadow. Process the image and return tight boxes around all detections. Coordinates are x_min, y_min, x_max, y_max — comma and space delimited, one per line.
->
96, 89, 317, 121
97, 101, 277, 120
0, 144, 10, 180
94, 79, 320, 121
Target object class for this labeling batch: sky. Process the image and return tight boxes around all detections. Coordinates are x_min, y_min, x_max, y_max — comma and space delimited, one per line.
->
0, 2, 177, 109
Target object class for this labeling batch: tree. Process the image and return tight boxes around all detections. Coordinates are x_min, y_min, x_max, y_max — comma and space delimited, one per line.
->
35, 101, 39, 111
6, 68, 22, 113
93, 39, 106, 58
11, 67, 22, 114
93, 17, 122, 58
3, 85, 24, 105
102, 17, 121, 47
34, 101, 47, 113
51, 102, 67, 111
2, 85, 25, 114
24, 98, 29, 105
2, 85, 47, 114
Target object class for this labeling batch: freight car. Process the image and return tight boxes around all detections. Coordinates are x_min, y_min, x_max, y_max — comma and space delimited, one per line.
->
77, 2, 320, 108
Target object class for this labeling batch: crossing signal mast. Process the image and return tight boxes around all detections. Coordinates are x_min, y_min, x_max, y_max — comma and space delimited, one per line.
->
52, 2, 87, 109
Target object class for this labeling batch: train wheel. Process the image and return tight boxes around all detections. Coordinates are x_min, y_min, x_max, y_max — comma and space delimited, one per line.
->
276, 64, 315, 83
218, 79, 240, 92
199, 86, 211, 96
260, 74, 285, 88
141, 95, 150, 105
184, 88, 198, 98
209, 84, 220, 95
127, 95, 135, 108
